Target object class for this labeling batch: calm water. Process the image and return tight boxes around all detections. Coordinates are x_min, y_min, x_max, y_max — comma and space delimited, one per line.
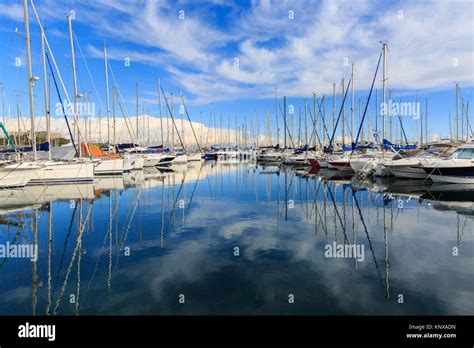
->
0, 161, 472, 315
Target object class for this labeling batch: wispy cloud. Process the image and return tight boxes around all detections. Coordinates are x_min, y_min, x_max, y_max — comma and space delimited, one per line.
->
1, 0, 473, 106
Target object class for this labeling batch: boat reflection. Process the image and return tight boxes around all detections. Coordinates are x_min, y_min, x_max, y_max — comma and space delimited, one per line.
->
0, 162, 471, 315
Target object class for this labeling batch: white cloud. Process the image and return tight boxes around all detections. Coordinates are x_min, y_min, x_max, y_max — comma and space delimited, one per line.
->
2, 0, 473, 105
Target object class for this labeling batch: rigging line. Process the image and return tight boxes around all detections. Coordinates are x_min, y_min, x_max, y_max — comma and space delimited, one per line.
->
306, 101, 322, 147
160, 84, 185, 150
317, 96, 331, 143
73, 31, 104, 111
277, 101, 296, 148
184, 164, 204, 222
112, 191, 141, 275
326, 183, 349, 244
306, 178, 326, 230
328, 76, 353, 152
180, 94, 202, 152
45, 52, 77, 154
52, 200, 78, 296
107, 63, 141, 147
352, 189, 385, 289
53, 202, 94, 315
165, 170, 188, 233
351, 49, 383, 155
396, 98, 409, 145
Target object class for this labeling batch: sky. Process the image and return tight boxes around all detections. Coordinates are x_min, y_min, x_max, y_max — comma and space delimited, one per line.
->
0, 0, 473, 145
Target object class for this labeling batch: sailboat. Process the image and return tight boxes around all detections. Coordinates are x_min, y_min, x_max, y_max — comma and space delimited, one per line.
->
11, 1, 95, 186
0, 158, 35, 188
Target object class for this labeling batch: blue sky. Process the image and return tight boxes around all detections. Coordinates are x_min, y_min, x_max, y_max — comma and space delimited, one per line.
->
0, 0, 473, 143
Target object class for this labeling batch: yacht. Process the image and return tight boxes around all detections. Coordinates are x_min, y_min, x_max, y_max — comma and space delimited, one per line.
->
4, 159, 95, 185
257, 151, 283, 163
172, 153, 188, 164
383, 143, 458, 179
0, 161, 36, 188
420, 143, 474, 184
327, 155, 354, 174
282, 153, 311, 166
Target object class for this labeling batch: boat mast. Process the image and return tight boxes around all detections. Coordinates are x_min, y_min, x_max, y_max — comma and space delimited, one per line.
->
275, 88, 279, 147
341, 79, 345, 148
1, 84, 4, 126
382, 42, 387, 144
425, 98, 428, 144
304, 99, 308, 145
283, 96, 287, 148
68, 14, 80, 157
112, 86, 116, 146
351, 63, 355, 146
313, 93, 317, 148
420, 91, 423, 145
40, 28, 51, 160
455, 82, 459, 142
158, 77, 163, 146
136, 82, 139, 143
389, 89, 393, 143
180, 91, 186, 148
332, 82, 336, 139
171, 93, 174, 149
22, 0, 37, 160
234, 108, 237, 147
104, 45, 110, 152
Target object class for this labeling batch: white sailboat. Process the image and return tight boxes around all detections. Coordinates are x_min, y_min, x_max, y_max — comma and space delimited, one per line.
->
0, 161, 36, 188
14, 1, 96, 186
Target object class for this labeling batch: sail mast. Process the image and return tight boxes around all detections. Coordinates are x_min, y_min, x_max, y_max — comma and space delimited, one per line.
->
158, 78, 163, 146
40, 28, 51, 160
341, 79, 345, 148
68, 14, 80, 157
351, 63, 355, 146
136, 82, 139, 142
275, 88, 279, 146
382, 42, 387, 143
22, 0, 37, 159
104, 45, 110, 151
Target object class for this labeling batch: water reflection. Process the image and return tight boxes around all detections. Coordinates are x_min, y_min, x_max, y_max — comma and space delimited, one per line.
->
0, 162, 472, 315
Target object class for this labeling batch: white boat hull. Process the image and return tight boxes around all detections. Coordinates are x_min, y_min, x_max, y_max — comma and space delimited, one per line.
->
0, 166, 33, 188
31, 162, 95, 185
94, 158, 124, 176
430, 175, 474, 184
173, 154, 188, 164
374, 164, 394, 177
388, 165, 427, 179
124, 155, 144, 171
187, 153, 202, 161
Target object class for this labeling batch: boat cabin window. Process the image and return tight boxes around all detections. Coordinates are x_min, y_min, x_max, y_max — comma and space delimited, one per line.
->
452, 148, 474, 159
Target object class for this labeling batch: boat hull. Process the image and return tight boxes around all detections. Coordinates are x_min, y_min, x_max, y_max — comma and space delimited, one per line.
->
124, 156, 144, 171
422, 165, 474, 184
173, 154, 188, 164
388, 165, 427, 179
328, 161, 354, 173
94, 158, 124, 176
0, 167, 32, 188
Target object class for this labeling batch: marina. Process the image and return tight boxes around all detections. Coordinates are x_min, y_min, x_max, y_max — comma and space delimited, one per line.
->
0, 161, 472, 315
0, 0, 472, 333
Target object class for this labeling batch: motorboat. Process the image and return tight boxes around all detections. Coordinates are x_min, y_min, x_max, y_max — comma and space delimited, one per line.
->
383, 143, 459, 179
420, 143, 474, 184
